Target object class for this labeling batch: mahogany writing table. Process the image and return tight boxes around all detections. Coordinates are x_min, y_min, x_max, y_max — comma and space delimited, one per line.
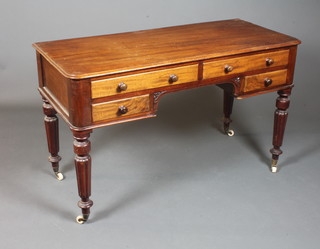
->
33, 19, 301, 224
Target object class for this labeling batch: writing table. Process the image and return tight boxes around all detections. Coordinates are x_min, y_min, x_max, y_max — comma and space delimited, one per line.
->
33, 19, 301, 223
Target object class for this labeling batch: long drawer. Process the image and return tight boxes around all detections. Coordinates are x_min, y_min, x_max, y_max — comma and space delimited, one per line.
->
203, 49, 289, 79
91, 64, 198, 99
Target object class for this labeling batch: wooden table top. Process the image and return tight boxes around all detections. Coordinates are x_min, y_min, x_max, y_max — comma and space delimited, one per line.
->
33, 19, 300, 79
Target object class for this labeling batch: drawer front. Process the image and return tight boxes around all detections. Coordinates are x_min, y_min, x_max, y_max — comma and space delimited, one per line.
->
92, 95, 150, 122
91, 64, 198, 99
203, 50, 289, 79
243, 69, 288, 93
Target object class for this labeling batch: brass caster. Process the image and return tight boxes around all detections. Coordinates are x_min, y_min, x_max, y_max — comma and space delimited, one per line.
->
55, 172, 64, 181
225, 129, 235, 137
76, 215, 87, 224
271, 159, 278, 173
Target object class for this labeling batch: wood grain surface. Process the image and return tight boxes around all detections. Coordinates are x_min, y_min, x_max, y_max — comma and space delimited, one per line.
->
42, 58, 70, 110
203, 49, 289, 79
33, 19, 300, 79
243, 69, 288, 92
92, 95, 150, 122
91, 64, 198, 99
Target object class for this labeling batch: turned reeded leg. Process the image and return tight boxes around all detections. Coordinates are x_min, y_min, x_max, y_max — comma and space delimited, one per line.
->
270, 88, 291, 173
73, 130, 93, 224
42, 99, 64, 180
223, 90, 235, 136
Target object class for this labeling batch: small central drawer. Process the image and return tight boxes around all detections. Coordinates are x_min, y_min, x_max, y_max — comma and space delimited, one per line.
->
91, 64, 198, 99
203, 49, 289, 79
243, 69, 288, 93
92, 95, 150, 122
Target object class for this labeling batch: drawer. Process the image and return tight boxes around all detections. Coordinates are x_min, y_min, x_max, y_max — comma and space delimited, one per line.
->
92, 95, 150, 122
203, 49, 289, 79
243, 69, 288, 93
91, 64, 198, 99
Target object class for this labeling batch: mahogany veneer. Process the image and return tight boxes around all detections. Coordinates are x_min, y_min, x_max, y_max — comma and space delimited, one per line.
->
33, 19, 301, 224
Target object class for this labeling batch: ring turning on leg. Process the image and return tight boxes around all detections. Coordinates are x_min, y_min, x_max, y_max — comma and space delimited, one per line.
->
76, 199, 94, 224
48, 155, 64, 180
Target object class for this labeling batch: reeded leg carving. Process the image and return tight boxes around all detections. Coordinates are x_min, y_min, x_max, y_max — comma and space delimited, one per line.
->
223, 90, 235, 136
42, 98, 64, 180
270, 88, 291, 173
73, 130, 93, 224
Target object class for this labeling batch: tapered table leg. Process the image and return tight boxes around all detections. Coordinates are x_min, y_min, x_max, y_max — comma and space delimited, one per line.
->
223, 90, 235, 136
42, 98, 64, 180
270, 88, 291, 173
73, 130, 93, 224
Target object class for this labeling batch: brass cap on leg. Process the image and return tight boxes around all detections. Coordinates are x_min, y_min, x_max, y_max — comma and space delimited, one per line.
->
271, 159, 278, 173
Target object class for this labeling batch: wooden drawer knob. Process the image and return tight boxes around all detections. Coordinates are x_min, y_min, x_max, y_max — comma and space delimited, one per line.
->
118, 105, 128, 114
264, 78, 273, 87
266, 58, 274, 66
118, 82, 127, 91
168, 74, 179, 83
224, 65, 234, 73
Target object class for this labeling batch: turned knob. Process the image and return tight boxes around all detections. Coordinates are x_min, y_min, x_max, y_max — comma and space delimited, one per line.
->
168, 74, 179, 83
266, 58, 274, 66
118, 106, 128, 114
224, 65, 234, 73
264, 78, 273, 87
118, 82, 127, 91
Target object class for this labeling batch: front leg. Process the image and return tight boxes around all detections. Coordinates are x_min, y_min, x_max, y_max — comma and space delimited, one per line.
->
73, 130, 93, 224
42, 98, 64, 180
270, 88, 291, 173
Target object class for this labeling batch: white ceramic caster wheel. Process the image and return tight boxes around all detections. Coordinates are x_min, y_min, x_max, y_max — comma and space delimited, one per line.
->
76, 215, 86, 224
55, 172, 64, 181
271, 166, 278, 173
226, 129, 235, 137
271, 159, 278, 173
